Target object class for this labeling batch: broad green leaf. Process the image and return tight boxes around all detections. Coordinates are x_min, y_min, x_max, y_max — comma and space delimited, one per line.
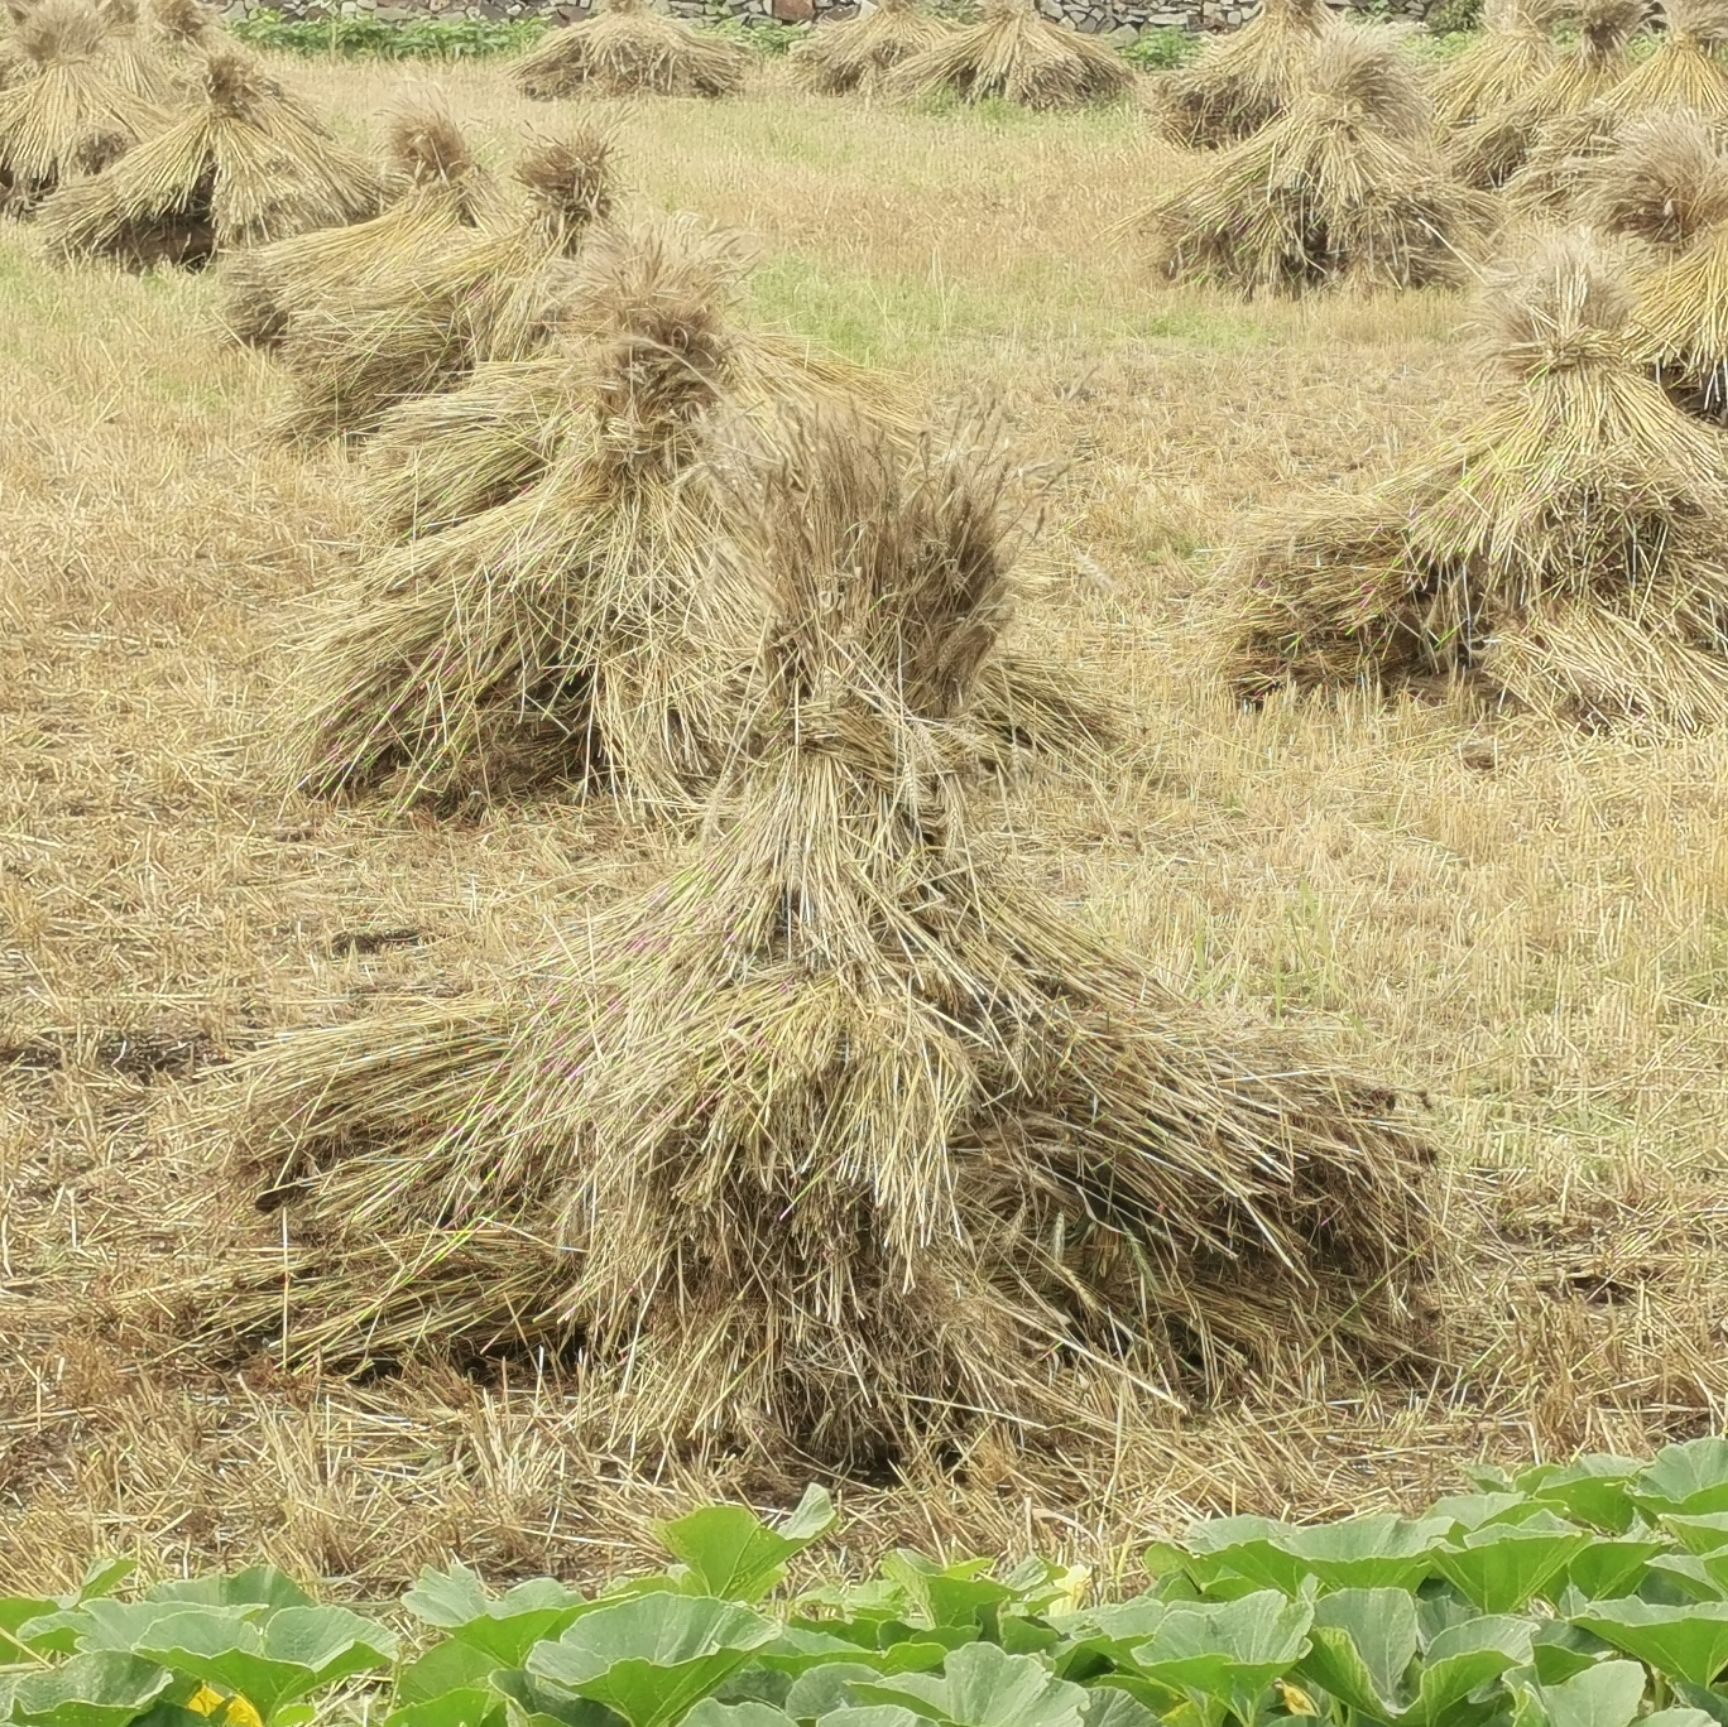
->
850, 1641, 1088, 1727
1415, 1617, 1537, 1725
1220, 1518, 1446, 1597
1434, 1515, 1591, 1612
1510, 1660, 1647, 1727
1560, 1536, 1667, 1602
69, 1605, 257, 1659
1050, 1600, 1167, 1666
1146, 1521, 1289, 1592
1637, 1443, 1728, 1519
1431, 1495, 1543, 1534
1296, 1590, 1418, 1717
1572, 1600, 1728, 1686
77, 1565, 139, 1605
1527, 1622, 1614, 1686
1519, 1461, 1642, 1535
9, 1653, 177, 1727
818, 1712, 927, 1727
785, 1665, 884, 1719
1669, 1684, 1728, 1727
488, 1668, 621, 1727
131, 1605, 396, 1722
877, 1557, 1015, 1634
1078, 1693, 1162, 1727
1668, 1518, 1728, 1557
1645, 1556, 1728, 1604
145, 1574, 313, 1616
398, 1639, 508, 1706
1644, 1711, 1722, 1727
384, 1689, 505, 1727
402, 1566, 586, 1664
1123, 1591, 1313, 1724
756, 1629, 946, 1677
680, 1705, 797, 1727
526, 1595, 777, 1727
656, 1488, 836, 1605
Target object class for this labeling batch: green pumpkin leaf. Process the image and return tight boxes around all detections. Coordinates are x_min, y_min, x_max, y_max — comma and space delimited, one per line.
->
1572, 1600, 1728, 1687
679, 1705, 797, 1727
384, 1687, 506, 1727
525, 1595, 777, 1727
1510, 1660, 1647, 1727
850, 1641, 1089, 1727
402, 1566, 586, 1664
1434, 1515, 1592, 1612
1517, 1460, 1642, 1535
1296, 1589, 1417, 1717
398, 1639, 509, 1706
1123, 1590, 1313, 1724
1637, 1444, 1728, 1519
1559, 1536, 1667, 1602
9, 1653, 177, 1727
655, 1488, 836, 1605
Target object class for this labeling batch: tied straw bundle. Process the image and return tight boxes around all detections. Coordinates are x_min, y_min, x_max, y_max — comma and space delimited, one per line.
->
1427, 0, 1556, 137
1224, 232, 1728, 728
213, 405, 1434, 1470
510, 0, 747, 100
274, 126, 614, 443
788, 0, 949, 96
39, 45, 382, 267
1155, 0, 1330, 148
888, 0, 1134, 112
1146, 28, 1493, 297
0, 0, 163, 214
221, 91, 503, 349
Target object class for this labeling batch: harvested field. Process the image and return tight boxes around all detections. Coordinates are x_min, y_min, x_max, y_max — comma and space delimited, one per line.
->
5, 50, 1728, 1598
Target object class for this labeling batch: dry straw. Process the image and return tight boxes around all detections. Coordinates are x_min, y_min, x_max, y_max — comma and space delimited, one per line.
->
39, 46, 381, 266
1147, 28, 1492, 297
1451, 0, 1641, 187
888, 0, 1134, 112
1155, 0, 1330, 148
788, 0, 948, 96
1427, 0, 1556, 137
1602, 116, 1728, 419
221, 91, 502, 349
0, 0, 164, 213
1596, 0, 1728, 118
510, 0, 747, 99
215, 405, 1433, 1468
290, 216, 1110, 806
1225, 232, 1728, 727
274, 126, 615, 443
286, 218, 762, 810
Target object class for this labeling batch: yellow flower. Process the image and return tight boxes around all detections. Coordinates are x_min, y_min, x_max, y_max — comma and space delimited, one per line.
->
184, 1686, 264, 1727
1279, 1679, 1321, 1717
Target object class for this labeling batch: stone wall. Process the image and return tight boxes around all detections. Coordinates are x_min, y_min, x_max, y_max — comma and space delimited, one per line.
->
229, 0, 1429, 46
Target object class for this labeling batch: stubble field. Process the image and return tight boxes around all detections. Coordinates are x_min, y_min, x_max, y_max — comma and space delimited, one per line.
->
4, 57, 1728, 1594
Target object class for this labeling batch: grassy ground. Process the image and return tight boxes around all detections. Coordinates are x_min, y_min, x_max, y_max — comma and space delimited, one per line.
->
4, 57, 1728, 1596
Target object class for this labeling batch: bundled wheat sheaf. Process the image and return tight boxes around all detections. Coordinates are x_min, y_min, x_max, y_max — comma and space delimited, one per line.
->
1225, 232, 1728, 727
287, 218, 758, 810
1596, 115, 1728, 419
0, 0, 164, 213
217, 405, 1433, 1467
888, 0, 1133, 112
1427, 0, 1556, 137
1155, 0, 1329, 148
39, 45, 381, 266
220, 91, 502, 349
292, 217, 1112, 807
510, 0, 747, 100
274, 126, 614, 443
1148, 29, 1492, 297
1451, 0, 1641, 187
788, 0, 948, 96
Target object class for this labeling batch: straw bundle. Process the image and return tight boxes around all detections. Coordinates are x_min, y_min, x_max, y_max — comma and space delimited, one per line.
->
1225, 233, 1728, 727
788, 0, 948, 95
1451, 0, 1642, 187
0, 0, 163, 213
1154, 0, 1330, 148
510, 0, 747, 99
1596, 0, 1728, 118
1148, 29, 1492, 297
1579, 107, 1728, 245
888, 0, 1134, 111
1610, 119, 1728, 417
221, 92, 502, 349
1427, 0, 1556, 137
288, 220, 753, 809
39, 46, 382, 266
218, 407, 1433, 1466
274, 127, 614, 443
144, 0, 220, 51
